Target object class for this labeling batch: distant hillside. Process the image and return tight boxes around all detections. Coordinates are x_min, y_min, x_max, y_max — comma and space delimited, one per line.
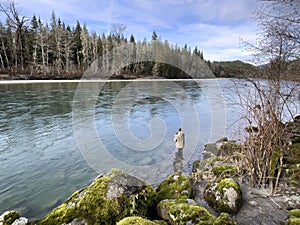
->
209, 60, 259, 78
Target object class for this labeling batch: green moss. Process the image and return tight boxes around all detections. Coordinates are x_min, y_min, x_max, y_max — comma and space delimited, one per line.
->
116, 216, 159, 225
286, 218, 300, 225
38, 169, 157, 225
3, 211, 20, 225
212, 166, 238, 177
216, 178, 241, 193
157, 199, 216, 225
213, 213, 237, 225
289, 209, 300, 219
156, 174, 192, 202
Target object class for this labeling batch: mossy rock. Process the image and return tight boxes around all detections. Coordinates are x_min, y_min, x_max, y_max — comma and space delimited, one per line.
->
0, 211, 20, 225
204, 178, 242, 214
212, 166, 238, 178
289, 209, 300, 219
38, 169, 157, 225
116, 216, 164, 225
213, 213, 237, 225
156, 174, 192, 202
157, 199, 216, 225
218, 142, 241, 157
286, 217, 300, 225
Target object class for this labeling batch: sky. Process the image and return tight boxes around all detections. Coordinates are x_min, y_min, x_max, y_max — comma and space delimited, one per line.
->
14, 0, 260, 62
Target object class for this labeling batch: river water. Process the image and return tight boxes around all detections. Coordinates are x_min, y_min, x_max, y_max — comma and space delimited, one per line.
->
0, 79, 298, 220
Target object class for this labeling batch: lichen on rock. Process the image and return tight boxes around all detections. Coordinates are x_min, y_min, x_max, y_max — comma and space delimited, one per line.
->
204, 178, 242, 214
37, 169, 157, 225
0, 211, 20, 225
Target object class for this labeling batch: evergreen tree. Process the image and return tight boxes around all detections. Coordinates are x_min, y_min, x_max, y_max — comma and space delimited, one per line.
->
73, 21, 82, 69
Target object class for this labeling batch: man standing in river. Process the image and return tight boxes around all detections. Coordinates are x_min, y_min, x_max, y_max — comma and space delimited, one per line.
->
174, 128, 185, 151
173, 128, 185, 173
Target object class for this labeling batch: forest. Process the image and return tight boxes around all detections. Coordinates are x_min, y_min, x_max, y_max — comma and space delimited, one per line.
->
0, 1, 258, 80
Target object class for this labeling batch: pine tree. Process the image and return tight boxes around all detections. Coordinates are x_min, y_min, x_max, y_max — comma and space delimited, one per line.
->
73, 21, 82, 69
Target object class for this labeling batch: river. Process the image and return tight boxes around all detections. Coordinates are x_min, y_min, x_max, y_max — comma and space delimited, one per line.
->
0, 79, 298, 220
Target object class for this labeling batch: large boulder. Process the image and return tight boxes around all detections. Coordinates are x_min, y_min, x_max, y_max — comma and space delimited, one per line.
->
37, 169, 157, 225
156, 173, 192, 202
203, 139, 241, 159
204, 178, 242, 214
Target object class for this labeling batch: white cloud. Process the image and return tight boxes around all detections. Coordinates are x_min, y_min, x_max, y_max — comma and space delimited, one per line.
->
12, 0, 260, 61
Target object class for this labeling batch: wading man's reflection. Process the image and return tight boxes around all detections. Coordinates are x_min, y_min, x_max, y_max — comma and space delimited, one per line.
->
173, 149, 184, 173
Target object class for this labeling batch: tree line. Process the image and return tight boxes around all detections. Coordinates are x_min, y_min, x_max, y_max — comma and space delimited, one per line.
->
0, 1, 208, 79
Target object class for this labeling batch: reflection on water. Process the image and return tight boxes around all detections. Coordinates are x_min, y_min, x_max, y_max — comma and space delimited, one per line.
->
173, 149, 184, 173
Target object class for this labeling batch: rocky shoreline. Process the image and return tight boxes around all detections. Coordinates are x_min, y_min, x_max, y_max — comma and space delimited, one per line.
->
1, 119, 299, 225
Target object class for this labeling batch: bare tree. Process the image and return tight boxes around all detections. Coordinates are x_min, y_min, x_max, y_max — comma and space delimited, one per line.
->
239, 0, 300, 194
110, 23, 126, 42
0, 0, 28, 72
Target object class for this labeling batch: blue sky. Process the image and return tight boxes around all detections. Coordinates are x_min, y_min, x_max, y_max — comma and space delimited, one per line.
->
16, 0, 259, 62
